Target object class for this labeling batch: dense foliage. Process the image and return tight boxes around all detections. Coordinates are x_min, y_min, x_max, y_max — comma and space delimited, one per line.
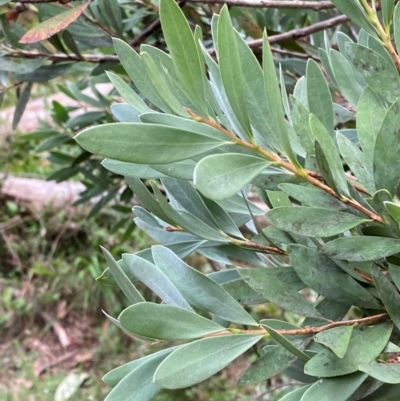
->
73, 0, 400, 400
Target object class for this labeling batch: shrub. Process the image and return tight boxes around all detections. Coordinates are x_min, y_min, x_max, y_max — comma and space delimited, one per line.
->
75, 0, 400, 400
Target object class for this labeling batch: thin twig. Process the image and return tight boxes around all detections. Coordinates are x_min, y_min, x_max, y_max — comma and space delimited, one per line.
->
207, 313, 389, 337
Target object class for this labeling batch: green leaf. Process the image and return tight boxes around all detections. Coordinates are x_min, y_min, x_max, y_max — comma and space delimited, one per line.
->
289, 245, 381, 309
373, 98, 400, 196
239, 345, 294, 385
160, 0, 207, 114
279, 183, 346, 210
371, 265, 400, 331
194, 154, 270, 201
266, 207, 367, 237
113, 38, 167, 112
280, 386, 311, 401
385, 202, 400, 225
119, 303, 224, 340
263, 33, 300, 167
359, 363, 400, 384
382, 0, 395, 28
306, 60, 334, 134
239, 269, 321, 319
152, 246, 257, 326
359, 383, 400, 400
217, 6, 252, 136
122, 254, 193, 311
290, 95, 314, 155
104, 350, 169, 401
106, 72, 150, 114
262, 324, 310, 362
12, 82, 33, 130
337, 132, 374, 193
301, 372, 368, 401
304, 322, 393, 377
329, 50, 363, 107
310, 114, 349, 197
75, 123, 226, 164
330, 0, 375, 35
346, 43, 400, 103
101, 247, 144, 304
323, 237, 400, 261
154, 334, 262, 389
13, 63, 73, 83
103, 347, 178, 387
389, 264, 400, 290
315, 326, 353, 358
102, 159, 166, 179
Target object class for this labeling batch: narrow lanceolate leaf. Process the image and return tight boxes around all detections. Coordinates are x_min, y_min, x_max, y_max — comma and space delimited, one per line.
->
266, 207, 367, 237
263, 32, 300, 167
288, 245, 381, 309
160, 0, 207, 114
385, 202, 400, 224
262, 324, 310, 361
301, 372, 368, 401
75, 123, 226, 164
371, 266, 400, 331
305, 322, 393, 377
152, 246, 257, 326
239, 269, 321, 319
103, 347, 178, 388
119, 303, 224, 340
373, 98, 400, 196
356, 87, 385, 169
281, 386, 311, 401
122, 254, 193, 311
346, 43, 400, 103
323, 237, 400, 262
106, 72, 150, 114
104, 350, 170, 401
12, 82, 33, 130
310, 114, 349, 197
194, 154, 270, 201
360, 363, 400, 384
101, 247, 144, 304
154, 335, 262, 389
382, 0, 396, 28
217, 6, 252, 136
315, 326, 353, 358
329, 0, 376, 35
306, 60, 334, 134
20, 2, 90, 44
239, 346, 294, 385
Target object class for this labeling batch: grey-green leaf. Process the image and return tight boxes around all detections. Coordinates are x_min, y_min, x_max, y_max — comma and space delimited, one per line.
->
119, 303, 224, 340
75, 123, 226, 164
266, 207, 367, 237
152, 246, 257, 326
315, 326, 353, 358
239, 269, 321, 319
154, 335, 262, 389
323, 237, 400, 261
359, 363, 400, 384
304, 322, 393, 377
122, 254, 193, 311
194, 154, 270, 201
371, 265, 400, 331
101, 247, 144, 304
346, 43, 400, 103
289, 245, 381, 309
300, 372, 368, 401
373, 97, 400, 196
160, 0, 207, 114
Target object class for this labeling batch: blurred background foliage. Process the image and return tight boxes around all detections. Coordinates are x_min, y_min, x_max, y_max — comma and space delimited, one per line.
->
0, 0, 362, 400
